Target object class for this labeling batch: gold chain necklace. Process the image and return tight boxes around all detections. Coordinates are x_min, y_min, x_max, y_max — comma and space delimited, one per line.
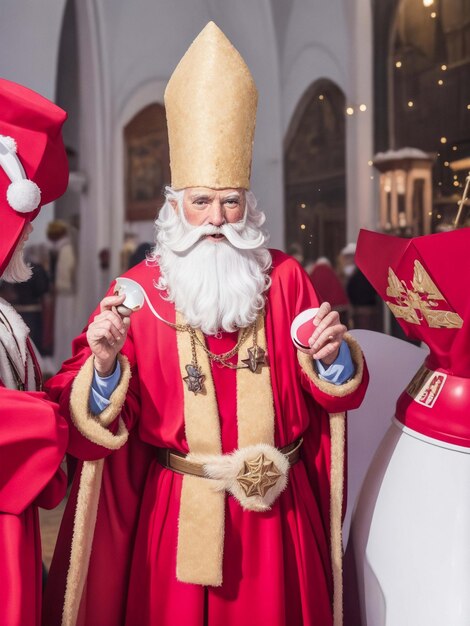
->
180, 318, 267, 395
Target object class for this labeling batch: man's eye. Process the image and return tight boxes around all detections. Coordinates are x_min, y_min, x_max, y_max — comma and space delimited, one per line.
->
225, 199, 239, 206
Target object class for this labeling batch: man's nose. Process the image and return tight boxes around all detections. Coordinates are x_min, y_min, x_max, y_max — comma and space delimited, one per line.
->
208, 199, 225, 226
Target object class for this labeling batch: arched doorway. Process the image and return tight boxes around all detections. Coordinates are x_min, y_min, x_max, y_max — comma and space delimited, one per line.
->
284, 80, 346, 267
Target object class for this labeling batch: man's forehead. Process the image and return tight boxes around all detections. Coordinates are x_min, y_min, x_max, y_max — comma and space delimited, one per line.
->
185, 187, 244, 199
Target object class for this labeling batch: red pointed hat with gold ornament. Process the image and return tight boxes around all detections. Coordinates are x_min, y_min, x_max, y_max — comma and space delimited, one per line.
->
0, 78, 68, 275
356, 227, 469, 447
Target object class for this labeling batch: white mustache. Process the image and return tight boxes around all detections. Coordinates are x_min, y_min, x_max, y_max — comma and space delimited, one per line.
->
164, 222, 267, 253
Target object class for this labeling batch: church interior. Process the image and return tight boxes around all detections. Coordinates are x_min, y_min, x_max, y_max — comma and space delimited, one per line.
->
1, 0, 469, 622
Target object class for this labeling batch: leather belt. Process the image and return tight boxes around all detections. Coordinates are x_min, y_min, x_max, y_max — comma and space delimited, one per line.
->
156, 437, 303, 478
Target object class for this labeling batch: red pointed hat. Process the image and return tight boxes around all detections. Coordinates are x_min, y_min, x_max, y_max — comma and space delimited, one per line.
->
0, 78, 68, 275
356, 228, 470, 377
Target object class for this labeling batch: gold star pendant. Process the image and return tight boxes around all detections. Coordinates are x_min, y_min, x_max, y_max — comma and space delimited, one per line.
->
183, 364, 205, 395
236, 453, 282, 497
241, 346, 266, 373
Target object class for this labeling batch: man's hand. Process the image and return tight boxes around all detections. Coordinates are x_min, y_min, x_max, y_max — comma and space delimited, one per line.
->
86, 293, 131, 376
307, 302, 347, 366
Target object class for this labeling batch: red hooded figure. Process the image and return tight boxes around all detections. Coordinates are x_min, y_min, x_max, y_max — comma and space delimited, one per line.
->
350, 227, 470, 625
356, 227, 468, 447
0, 78, 69, 626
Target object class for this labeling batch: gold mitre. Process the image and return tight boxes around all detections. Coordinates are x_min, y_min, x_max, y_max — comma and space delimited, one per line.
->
164, 22, 258, 190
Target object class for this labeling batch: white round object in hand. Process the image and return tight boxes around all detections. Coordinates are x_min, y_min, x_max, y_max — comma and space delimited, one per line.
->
114, 277, 145, 312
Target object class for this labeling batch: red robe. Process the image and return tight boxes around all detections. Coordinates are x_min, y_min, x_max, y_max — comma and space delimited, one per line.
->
0, 344, 68, 626
44, 250, 368, 626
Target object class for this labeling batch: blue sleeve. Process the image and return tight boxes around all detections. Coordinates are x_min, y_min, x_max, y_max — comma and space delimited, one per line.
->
89, 361, 121, 414
315, 340, 354, 385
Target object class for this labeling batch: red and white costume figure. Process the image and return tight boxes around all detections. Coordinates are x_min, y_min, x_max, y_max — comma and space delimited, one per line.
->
0, 78, 69, 626
350, 227, 469, 625
43, 23, 368, 626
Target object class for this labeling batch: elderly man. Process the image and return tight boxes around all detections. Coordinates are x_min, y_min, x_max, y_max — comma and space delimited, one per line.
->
0, 78, 69, 626
44, 23, 368, 626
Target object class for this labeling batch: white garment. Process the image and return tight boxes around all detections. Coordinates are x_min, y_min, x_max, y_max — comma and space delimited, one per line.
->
0, 298, 36, 390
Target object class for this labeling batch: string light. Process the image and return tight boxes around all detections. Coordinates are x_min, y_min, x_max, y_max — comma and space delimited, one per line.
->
444, 161, 449, 166
300, 224, 306, 230
441, 64, 447, 71
395, 61, 402, 68
467, 104, 470, 110
368, 160, 373, 166
346, 107, 354, 115
423, 0, 434, 6
430, 11, 437, 18
408, 101, 414, 107
300, 203, 306, 208
318, 94, 324, 101
440, 137, 447, 144
359, 104, 367, 112
438, 79, 444, 85
452, 146, 458, 151
453, 181, 460, 187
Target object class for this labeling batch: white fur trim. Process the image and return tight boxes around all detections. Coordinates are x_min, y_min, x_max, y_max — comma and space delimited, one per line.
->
6, 179, 41, 213
0, 135, 17, 153
297, 333, 364, 397
191, 443, 289, 512
329, 412, 346, 626
69, 353, 131, 448
62, 459, 104, 626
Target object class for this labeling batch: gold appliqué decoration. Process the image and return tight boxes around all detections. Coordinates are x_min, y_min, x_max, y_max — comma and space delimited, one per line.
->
386, 260, 463, 329
236, 453, 282, 497
406, 364, 447, 408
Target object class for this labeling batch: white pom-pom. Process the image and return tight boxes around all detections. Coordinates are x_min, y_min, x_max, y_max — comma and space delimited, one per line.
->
0, 135, 17, 153
6, 179, 41, 213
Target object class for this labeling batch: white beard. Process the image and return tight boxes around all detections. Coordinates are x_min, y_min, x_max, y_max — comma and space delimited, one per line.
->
2, 244, 32, 283
150, 191, 272, 335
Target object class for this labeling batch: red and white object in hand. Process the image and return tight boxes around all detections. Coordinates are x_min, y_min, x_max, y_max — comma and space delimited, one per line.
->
290, 308, 319, 353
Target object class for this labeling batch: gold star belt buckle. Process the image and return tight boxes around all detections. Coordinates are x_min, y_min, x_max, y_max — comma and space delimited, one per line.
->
236, 453, 282, 498
200, 443, 292, 512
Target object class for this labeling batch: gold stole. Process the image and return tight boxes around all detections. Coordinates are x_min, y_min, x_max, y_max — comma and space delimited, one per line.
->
175, 312, 274, 585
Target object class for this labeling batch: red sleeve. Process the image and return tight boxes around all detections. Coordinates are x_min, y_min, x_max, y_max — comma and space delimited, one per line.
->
45, 305, 141, 462
0, 388, 68, 515
269, 250, 369, 412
